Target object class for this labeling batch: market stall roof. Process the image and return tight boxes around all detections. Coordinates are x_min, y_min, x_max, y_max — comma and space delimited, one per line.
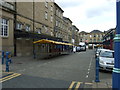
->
33, 39, 74, 46
33, 39, 55, 44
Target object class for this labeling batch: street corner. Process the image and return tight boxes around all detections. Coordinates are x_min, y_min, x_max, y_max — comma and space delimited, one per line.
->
1, 72, 21, 83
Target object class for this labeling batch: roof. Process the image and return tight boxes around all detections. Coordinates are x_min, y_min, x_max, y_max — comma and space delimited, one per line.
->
90, 30, 103, 33
72, 25, 79, 31
63, 17, 72, 23
80, 31, 87, 34
99, 49, 114, 52
33, 39, 74, 46
54, 3, 64, 13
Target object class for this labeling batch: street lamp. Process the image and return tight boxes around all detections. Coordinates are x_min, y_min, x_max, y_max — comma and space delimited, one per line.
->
112, 1, 120, 90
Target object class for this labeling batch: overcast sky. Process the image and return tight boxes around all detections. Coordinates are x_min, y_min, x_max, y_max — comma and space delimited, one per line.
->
55, 0, 116, 32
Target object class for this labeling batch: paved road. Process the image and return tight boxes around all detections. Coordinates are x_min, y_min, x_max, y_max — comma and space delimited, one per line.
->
2, 49, 112, 88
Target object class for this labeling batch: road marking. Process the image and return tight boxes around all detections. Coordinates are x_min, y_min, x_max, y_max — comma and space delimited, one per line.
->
68, 81, 93, 89
85, 82, 93, 85
86, 75, 89, 78
86, 57, 93, 78
0, 73, 21, 83
68, 81, 82, 90
75, 82, 81, 90
68, 81, 76, 90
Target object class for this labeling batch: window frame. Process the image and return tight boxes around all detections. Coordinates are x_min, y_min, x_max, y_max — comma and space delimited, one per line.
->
25, 25, 31, 32
51, 15, 53, 22
16, 22, 23, 30
45, 1, 48, 8
1, 18, 9, 37
45, 11, 48, 20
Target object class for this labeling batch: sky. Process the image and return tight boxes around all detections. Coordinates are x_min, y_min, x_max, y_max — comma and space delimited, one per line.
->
55, 0, 116, 32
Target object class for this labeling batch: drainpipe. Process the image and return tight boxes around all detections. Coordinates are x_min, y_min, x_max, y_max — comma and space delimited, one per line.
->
33, 1, 35, 58
14, 1, 17, 56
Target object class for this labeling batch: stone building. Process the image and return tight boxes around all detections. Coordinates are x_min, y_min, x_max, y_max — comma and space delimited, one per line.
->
72, 25, 79, 45
63, 17, 73, 43
79, 30, 104, 44
15, 1, 57, 56
53, 2, 64, 39
0, 1, 15, 54
0, 0, 80, 56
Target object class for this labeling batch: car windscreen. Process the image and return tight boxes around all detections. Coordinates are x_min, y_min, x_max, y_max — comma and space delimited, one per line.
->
100, 51, 114, 58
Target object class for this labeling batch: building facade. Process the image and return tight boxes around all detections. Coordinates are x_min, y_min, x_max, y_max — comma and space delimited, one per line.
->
103, 28, 116, 50
0, 1, 15, 54
0, 0, 80, 56
79, 30, 104, 45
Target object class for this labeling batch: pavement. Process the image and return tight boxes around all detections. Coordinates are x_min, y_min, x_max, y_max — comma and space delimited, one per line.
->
1, 51, 112, 89
92, 78, 112, 88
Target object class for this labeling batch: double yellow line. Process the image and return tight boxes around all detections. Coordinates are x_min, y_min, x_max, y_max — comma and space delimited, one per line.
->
0, 73, 21, 83
68, 81, 81, 90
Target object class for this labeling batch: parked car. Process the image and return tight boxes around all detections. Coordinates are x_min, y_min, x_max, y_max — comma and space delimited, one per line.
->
79, 42, 86, 51
95, 48, 104, 58
76, 46, 81, 52
98, 49, 114, 71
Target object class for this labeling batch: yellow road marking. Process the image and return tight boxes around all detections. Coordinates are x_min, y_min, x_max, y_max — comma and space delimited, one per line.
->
75, 82, 81, 89
1, 74, 21, 83
68, 81, 93, 90
0, 73, 21, 83
68, 81, 76, 90
0, 73, 19, 80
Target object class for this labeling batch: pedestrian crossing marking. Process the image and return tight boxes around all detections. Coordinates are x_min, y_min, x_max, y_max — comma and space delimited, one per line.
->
0, 73, 21, 83
68, 81, 93, 90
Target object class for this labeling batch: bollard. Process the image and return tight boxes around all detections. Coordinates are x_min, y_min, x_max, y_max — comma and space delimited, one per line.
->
95, 57, 100, 82
2, 51, 4, 64
6, 52, 10, 72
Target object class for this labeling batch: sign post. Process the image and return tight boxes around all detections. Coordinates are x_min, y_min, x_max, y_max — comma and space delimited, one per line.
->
112, 1, 120, 90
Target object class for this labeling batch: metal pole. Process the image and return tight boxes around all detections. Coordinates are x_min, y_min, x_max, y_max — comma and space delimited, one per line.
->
6, 52, 9, 72
95, 57, 100, 82
2, 51, 4, 64
112, 1, 120, 90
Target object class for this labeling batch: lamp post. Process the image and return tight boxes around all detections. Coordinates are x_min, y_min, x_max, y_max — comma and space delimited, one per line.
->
112, 1, 120, 90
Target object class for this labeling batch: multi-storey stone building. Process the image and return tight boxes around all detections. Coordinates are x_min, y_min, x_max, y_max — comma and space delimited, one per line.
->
53, 3, 64, 39
72, 25, 79, 45
63, 17, 73, 43
0, 0, 80, 56
0, 1, 15, 54
79, 30, 104, 44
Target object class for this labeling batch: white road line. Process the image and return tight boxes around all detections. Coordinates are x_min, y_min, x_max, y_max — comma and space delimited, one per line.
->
86, 75, 89, 78
85, 57, 93, 78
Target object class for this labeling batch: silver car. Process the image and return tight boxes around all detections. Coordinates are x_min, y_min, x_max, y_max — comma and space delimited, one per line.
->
98, 49, 114, 71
